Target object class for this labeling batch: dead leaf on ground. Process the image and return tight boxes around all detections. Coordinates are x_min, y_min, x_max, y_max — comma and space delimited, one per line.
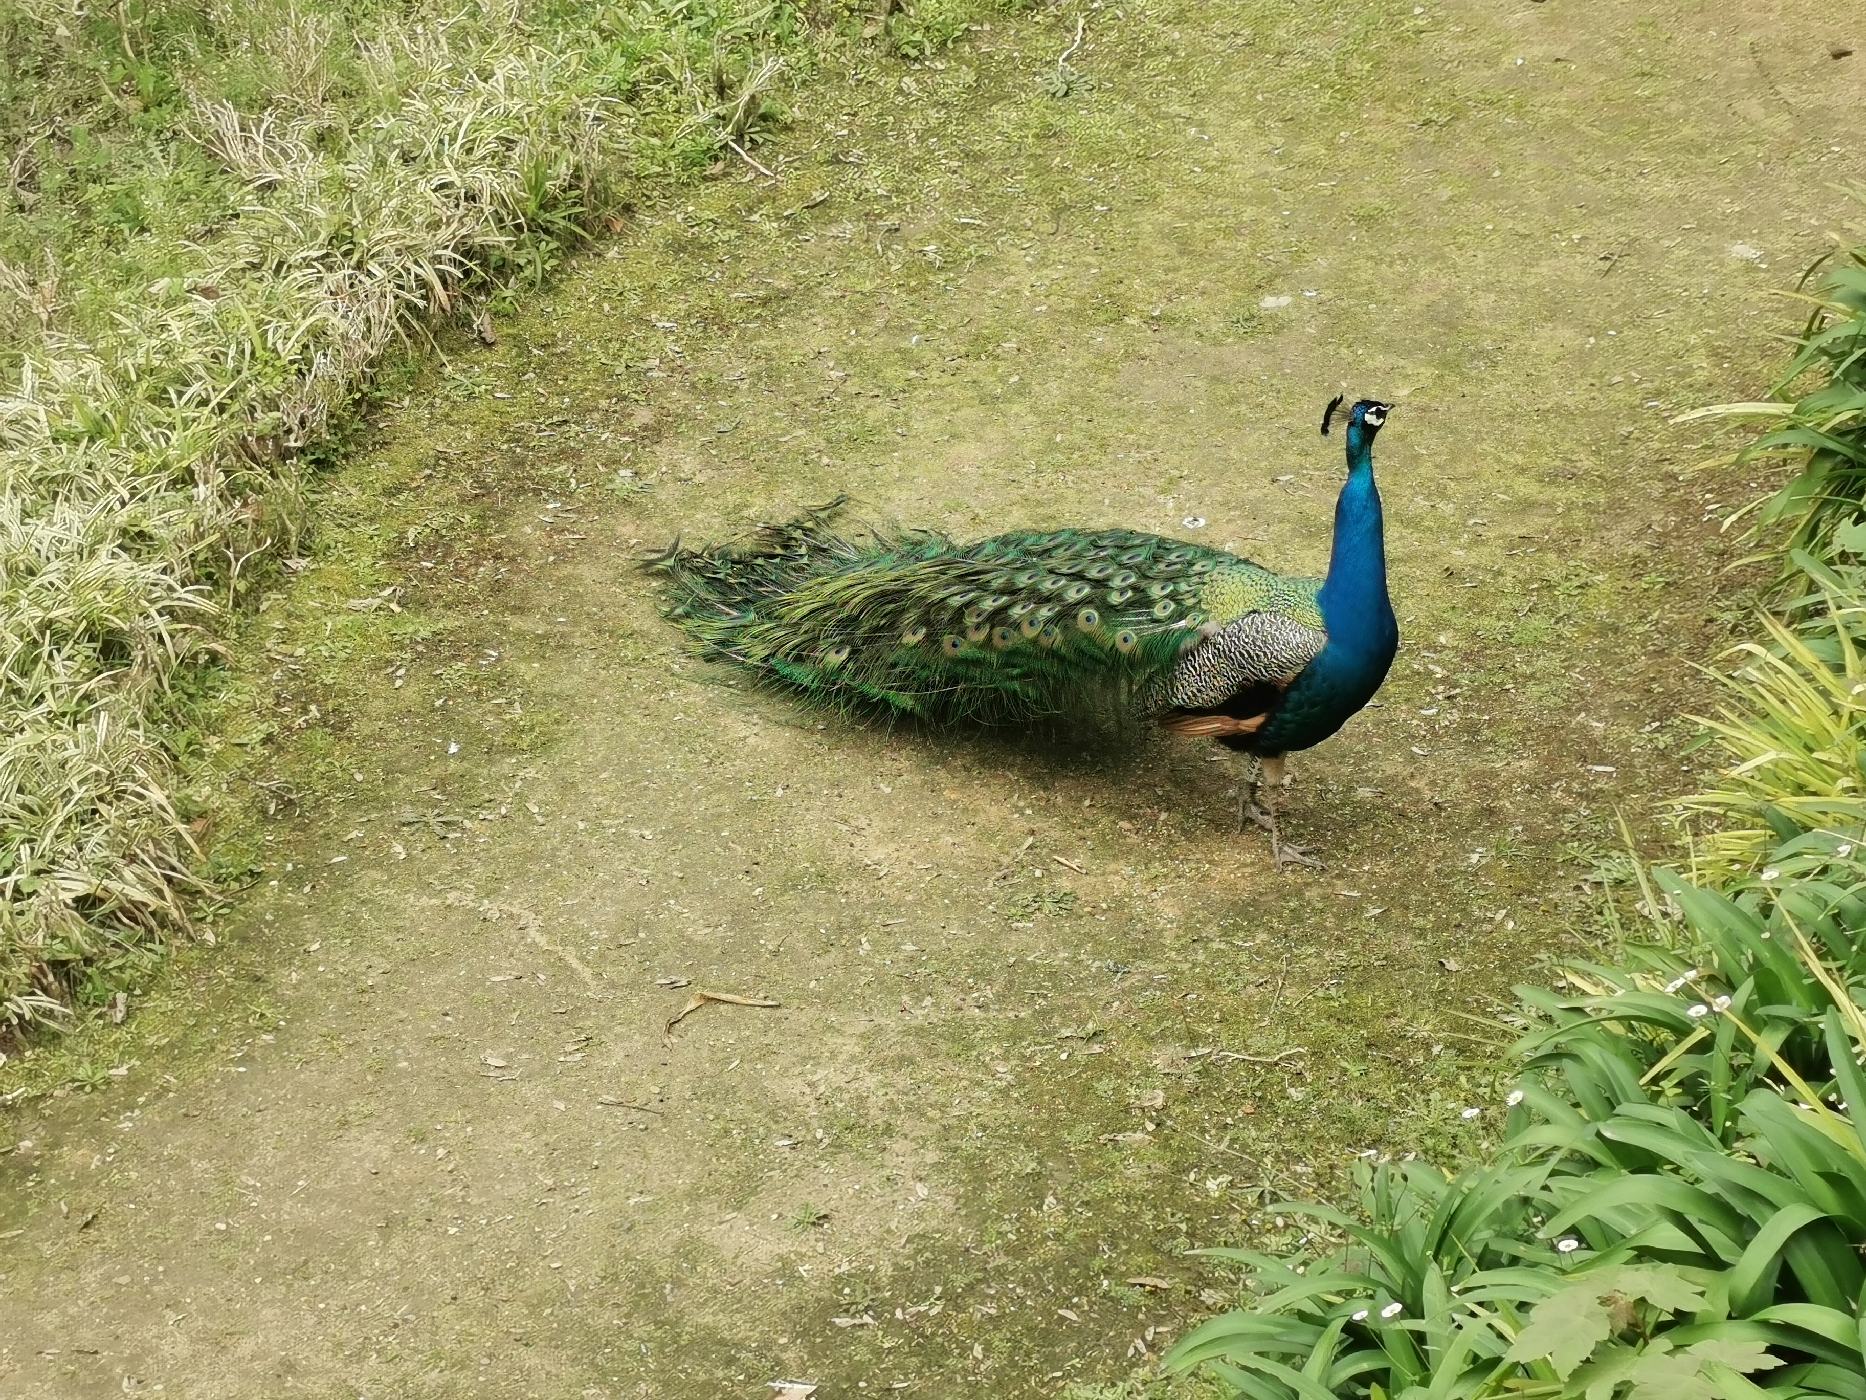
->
784, 190, 830, 216
769, 1384, 817, 1399
1126, 1275, 1174, 1290
664, 989, 782, 1039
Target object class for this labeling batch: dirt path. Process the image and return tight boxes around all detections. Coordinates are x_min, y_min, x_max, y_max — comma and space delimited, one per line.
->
4, 2, 1860, 1396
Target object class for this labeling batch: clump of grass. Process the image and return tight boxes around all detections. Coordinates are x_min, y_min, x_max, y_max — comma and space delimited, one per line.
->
1680, 187, 1866, 561
1674, 570, 1866, 879
0, 0, 835, 1032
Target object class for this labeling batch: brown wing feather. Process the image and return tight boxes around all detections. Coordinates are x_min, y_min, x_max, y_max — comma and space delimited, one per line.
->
1158, 712, 1269, 738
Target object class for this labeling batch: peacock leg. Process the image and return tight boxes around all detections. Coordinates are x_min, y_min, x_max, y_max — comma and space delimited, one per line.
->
1247, 755, 1321, 871
1235, 754, 1262, 833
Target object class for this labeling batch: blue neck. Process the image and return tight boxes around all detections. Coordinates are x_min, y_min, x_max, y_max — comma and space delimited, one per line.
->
1317, 424, 1390, 631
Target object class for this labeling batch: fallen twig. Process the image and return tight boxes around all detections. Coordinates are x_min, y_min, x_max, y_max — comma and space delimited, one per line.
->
665, 988, 782, 1038
1057, 15, 1086, 76
1212, 1047, 1308, 1066
725, 135, 776, 180
597, 1096, 666, 1115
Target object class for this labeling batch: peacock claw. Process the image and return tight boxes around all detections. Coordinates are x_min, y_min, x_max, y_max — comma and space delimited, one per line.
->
1272, 839, 1323, 872
1243, 798, 1321, 870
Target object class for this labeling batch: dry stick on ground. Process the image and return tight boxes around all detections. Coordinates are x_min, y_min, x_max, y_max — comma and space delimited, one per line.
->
1264, 954, 1291, 1022
1055, 15, 1086, 86
726, 136, 777, 180
597, 1097, 665, 1114
664, 988, 782, 1040
1213, 1047, 1308, 1067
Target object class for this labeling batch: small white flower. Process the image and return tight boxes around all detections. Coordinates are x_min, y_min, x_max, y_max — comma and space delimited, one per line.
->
1838, 843, 1854, 859
1381, 1302, 1403, 1318
1711, 995, 1732, 1013
1687, 1004, 1710, 1019
1461, 1107, 1481, 1120
1351, 1308, 1370, 1322
1663, 977, 1687, 993
1556, 1238, 1580, 1254
1761, 867, 1781, 882
1506, 1089, 1525, 1107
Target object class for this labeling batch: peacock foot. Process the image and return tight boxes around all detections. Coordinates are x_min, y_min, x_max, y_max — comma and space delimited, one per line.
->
1243, 802, 1322, 871
1270, 837, 1323, 871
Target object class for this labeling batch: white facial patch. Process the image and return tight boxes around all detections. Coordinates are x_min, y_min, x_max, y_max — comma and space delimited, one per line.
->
1364, 405, 1387, 426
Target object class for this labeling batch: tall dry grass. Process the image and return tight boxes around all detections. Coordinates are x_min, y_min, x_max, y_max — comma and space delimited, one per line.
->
0, 0, 809, 1030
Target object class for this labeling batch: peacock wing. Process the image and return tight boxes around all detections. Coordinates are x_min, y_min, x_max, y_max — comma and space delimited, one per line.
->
1142, 568, 1326, 734
1157, 609, 1326, 710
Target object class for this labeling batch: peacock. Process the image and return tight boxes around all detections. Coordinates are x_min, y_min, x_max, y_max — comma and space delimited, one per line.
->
648, 395, 1399, 868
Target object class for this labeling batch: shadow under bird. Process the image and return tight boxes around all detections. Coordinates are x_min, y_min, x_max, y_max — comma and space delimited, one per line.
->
649, 395, 1399, 867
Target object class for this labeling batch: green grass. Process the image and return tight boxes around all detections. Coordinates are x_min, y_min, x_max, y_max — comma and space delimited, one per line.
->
0, 0, 1018, 1033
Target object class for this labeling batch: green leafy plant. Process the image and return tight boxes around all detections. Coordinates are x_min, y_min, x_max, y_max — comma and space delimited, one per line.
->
1168, 865, 1866, 1398
1672, 558, 1866, 879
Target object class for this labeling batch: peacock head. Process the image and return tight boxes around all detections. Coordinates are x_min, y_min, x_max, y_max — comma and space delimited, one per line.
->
1321, 397, 1395, 474
1321, 393, 1391, 439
